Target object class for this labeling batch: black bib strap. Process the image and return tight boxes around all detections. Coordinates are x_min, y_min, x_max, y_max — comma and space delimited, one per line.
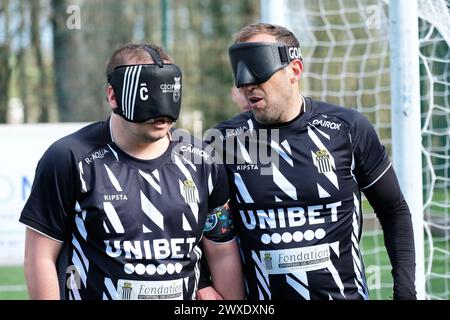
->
144, 45, 164, 68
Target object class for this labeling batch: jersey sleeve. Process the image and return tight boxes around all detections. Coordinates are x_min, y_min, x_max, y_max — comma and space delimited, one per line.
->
351, 112, 391, 189
19, 140, 79, 241
204, 157, 235, 243
203, 204, 236, 243
206, 161, 230, 211
363, 166, 416, 299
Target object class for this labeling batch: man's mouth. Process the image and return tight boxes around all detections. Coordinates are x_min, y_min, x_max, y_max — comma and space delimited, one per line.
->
146, 117, 172, 125
248, 96, 263, 108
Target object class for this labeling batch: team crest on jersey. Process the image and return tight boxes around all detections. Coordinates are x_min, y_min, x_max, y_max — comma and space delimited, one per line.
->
263, 253, 273, 270
121, 282, 133, 300
313, 149, 332, 174
182, 179, 197, 204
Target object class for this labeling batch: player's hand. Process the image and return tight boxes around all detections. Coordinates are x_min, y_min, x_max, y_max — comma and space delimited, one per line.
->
196, 286, 224, 300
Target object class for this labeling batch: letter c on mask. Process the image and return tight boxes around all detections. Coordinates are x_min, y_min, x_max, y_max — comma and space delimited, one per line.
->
140, 83, 148, 101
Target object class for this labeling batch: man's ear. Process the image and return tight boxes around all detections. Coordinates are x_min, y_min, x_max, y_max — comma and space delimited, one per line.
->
106, 85, 118, 109
289, 59, 303, 84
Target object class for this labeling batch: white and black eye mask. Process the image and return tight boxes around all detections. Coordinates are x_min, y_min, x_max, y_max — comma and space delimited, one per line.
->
108, 47, 182, 122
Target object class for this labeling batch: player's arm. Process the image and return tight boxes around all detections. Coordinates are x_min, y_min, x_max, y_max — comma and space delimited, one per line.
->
201, 205, 244, 300
24, 228, 63, 299
197, 285, 224, 300
351, 111, 416, 299
200, 144, 243, 299
202, 238, 244, 300
363, 165, 416, 299
19, 139, 77, 299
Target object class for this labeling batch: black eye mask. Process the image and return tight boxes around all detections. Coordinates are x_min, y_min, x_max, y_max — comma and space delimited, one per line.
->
228, 42, 302, 87
108, 47, 182, 123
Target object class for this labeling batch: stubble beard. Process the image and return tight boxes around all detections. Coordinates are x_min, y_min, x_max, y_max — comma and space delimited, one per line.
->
253, 104, 281, 124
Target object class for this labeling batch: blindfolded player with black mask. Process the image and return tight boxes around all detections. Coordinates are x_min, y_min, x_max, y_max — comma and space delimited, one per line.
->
20, 43, 244, 300
207, 23, 417, 300
107, 46, 181, 145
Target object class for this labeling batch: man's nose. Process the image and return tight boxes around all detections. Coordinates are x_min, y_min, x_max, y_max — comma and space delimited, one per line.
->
240, 83, 257, 93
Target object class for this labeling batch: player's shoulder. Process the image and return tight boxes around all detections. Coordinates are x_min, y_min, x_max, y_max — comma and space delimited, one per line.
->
215, 111, 253, 131
308, 97, 369, 131
44, 119, 111, 163
206, 111, 255, 144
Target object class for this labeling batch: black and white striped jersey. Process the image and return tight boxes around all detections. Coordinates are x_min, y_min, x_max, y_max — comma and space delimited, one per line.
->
213, 97, 391, 300
20, 118, 231, 300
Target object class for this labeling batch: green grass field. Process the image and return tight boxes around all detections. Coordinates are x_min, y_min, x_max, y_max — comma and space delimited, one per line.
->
0, 266, 28, 299
361, 228, 450, 300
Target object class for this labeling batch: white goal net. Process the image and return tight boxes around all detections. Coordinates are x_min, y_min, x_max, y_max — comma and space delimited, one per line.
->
282, 0, 450, 299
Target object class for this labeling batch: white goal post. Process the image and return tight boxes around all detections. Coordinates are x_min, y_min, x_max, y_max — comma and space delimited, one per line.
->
388, 0, 425, 299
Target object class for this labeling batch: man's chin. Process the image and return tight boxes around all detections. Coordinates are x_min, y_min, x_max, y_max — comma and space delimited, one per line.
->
142, 133, 167, 143
253, 111, 273, 124
155, 125, 173, 139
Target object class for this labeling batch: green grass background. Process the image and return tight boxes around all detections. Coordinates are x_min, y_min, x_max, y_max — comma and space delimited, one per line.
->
0, 266, 28, 299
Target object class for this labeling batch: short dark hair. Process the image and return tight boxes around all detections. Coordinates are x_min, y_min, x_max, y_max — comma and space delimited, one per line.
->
234, 23, 299, 48
105, 43, 173, 81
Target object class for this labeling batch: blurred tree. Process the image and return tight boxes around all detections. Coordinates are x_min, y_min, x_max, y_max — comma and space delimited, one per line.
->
172, 0, 259, 131
31, 0, 50, 122
80, 0, 135, 121
0, 0, 12, 123
52, 0, 85, 122
137, 0, 162, 45
52, 0, 134, 122
3, 0, 259, 125
17, 0, 30, 122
